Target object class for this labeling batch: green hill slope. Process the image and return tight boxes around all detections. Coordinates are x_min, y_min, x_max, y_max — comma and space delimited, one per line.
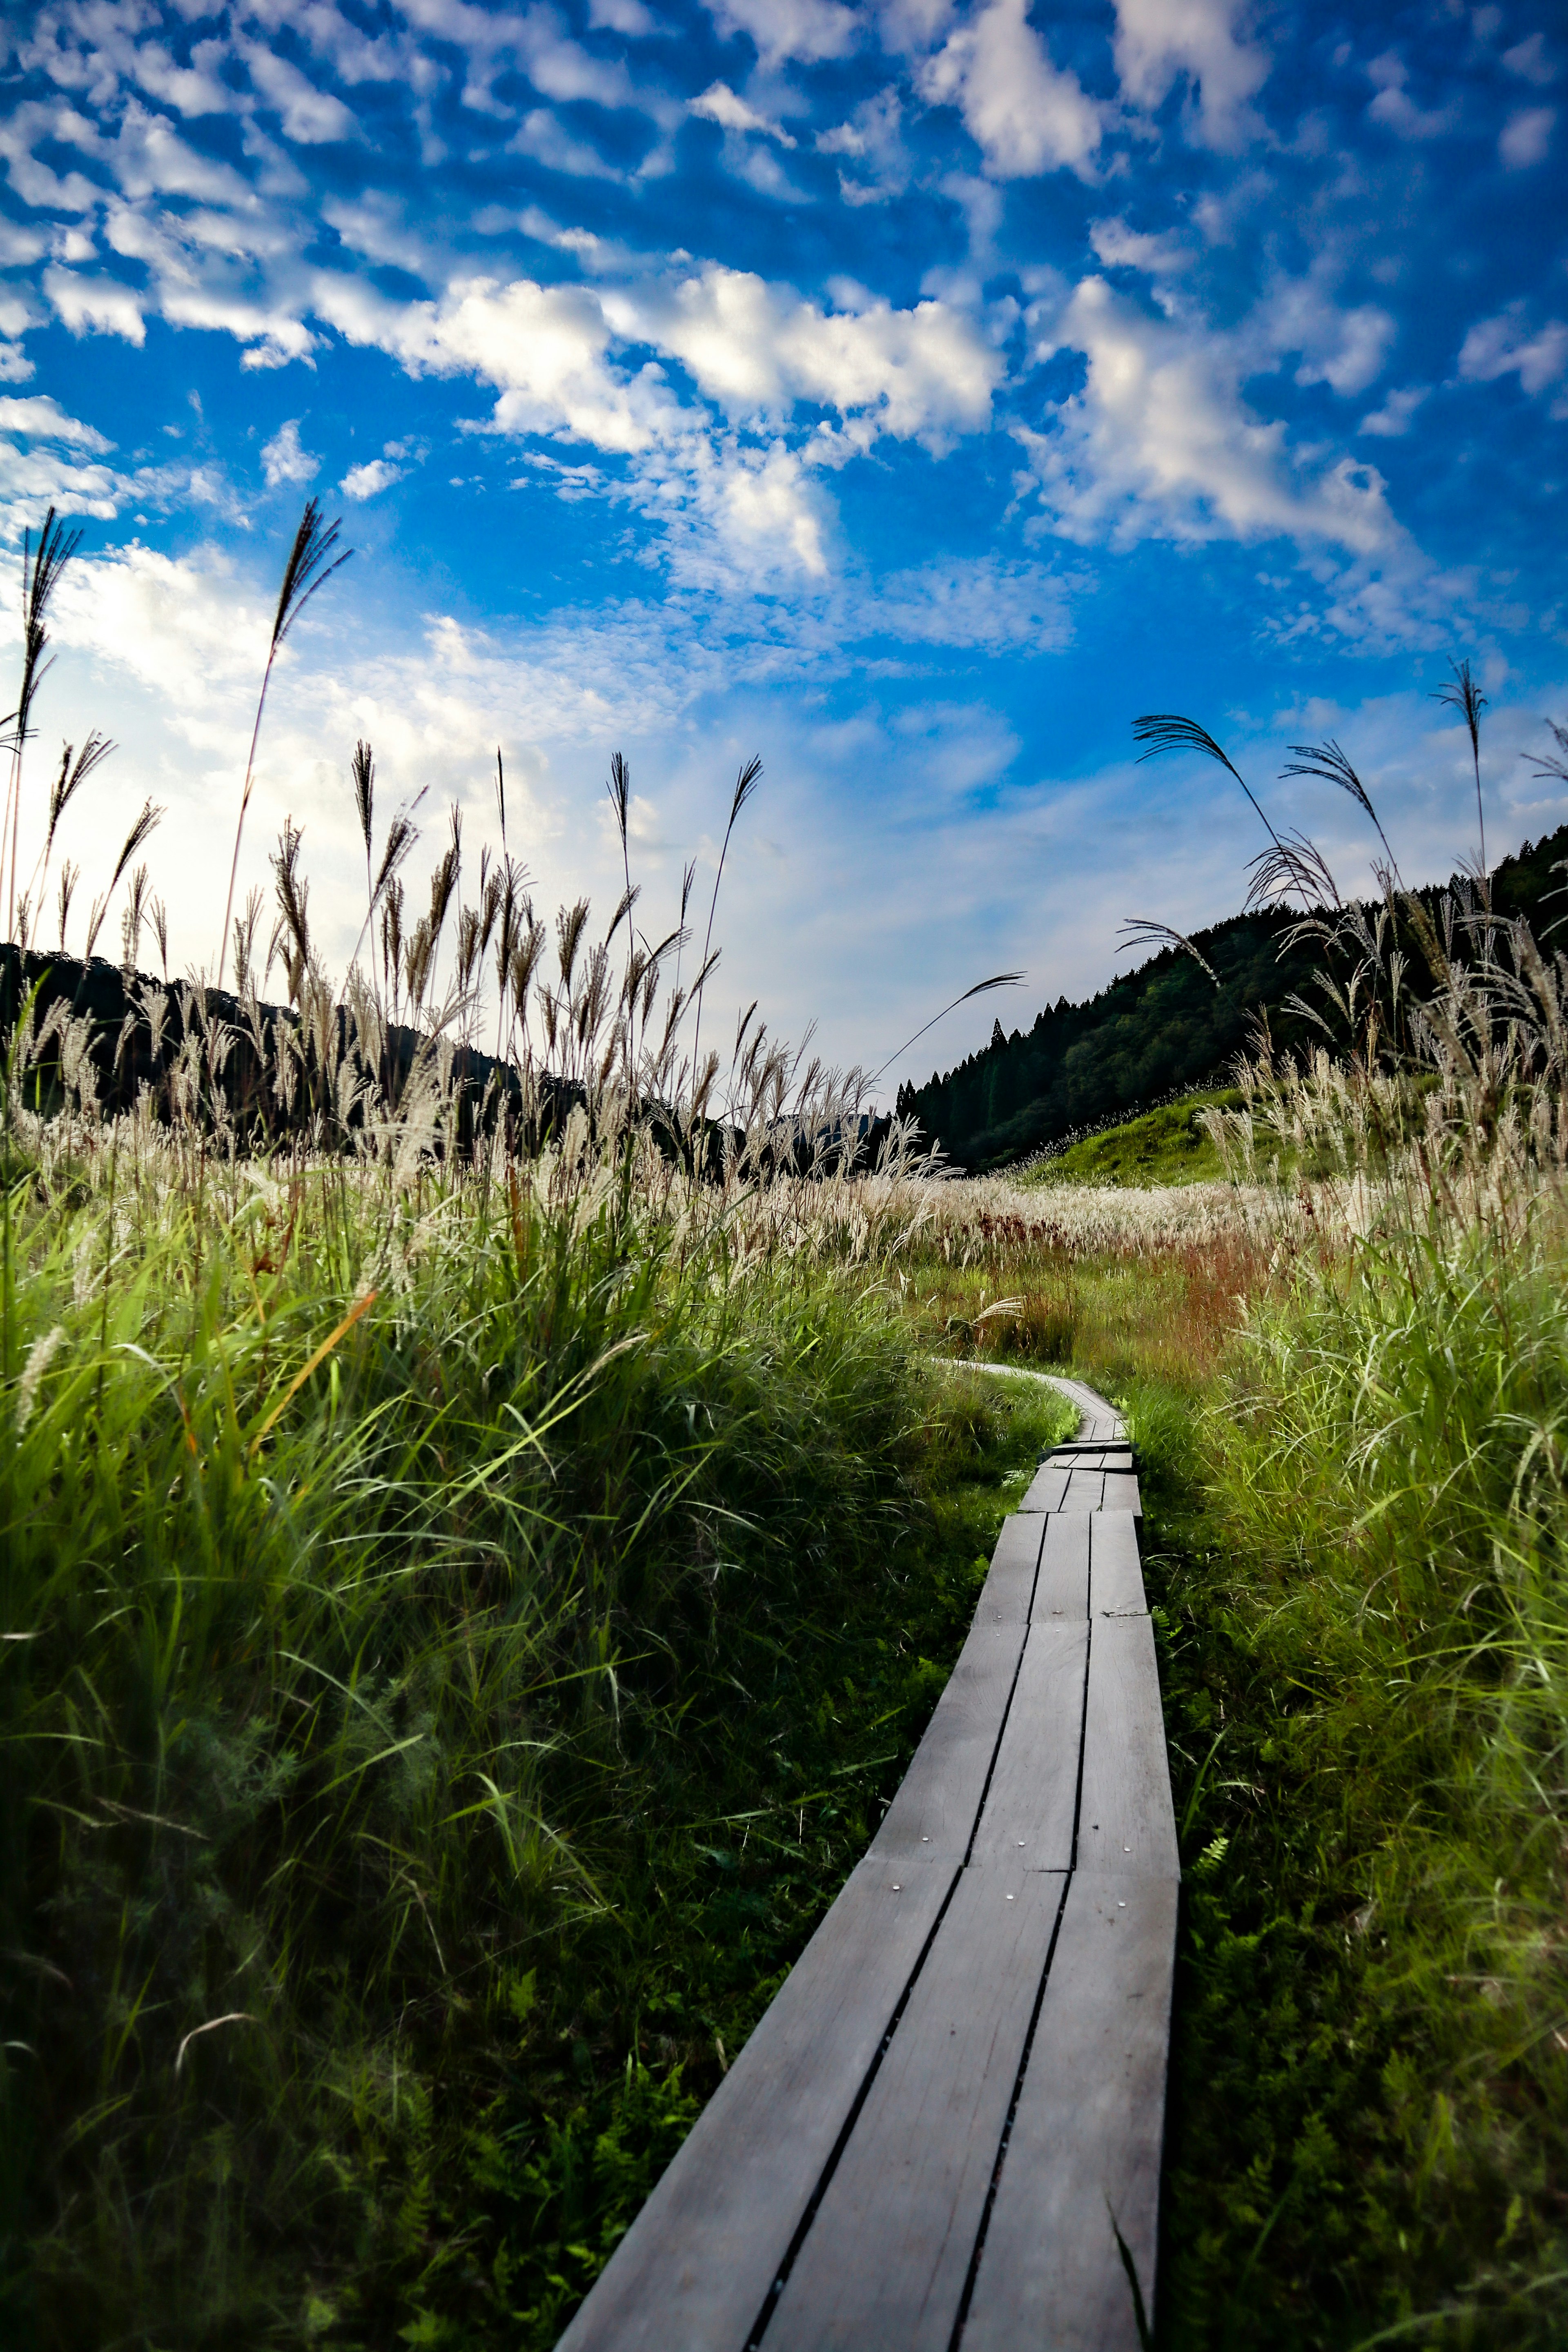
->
897, 826, 1568, 1171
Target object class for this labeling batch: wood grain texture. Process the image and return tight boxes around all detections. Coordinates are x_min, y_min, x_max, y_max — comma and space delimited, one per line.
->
1091, 1510, 1148, 1618
1033, 1511, 1090, 1621
765, 1868, 1068, 2352
1076, 1617, 1180, 1879
969, 1623, 1088, 1869
556, 1855, 956, 2352
960, 1873, 1179, 2352
869, 1606, 1026, 1862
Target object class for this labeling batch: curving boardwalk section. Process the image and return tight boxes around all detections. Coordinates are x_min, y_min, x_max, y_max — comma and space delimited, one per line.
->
557, 1377, 1178, 2352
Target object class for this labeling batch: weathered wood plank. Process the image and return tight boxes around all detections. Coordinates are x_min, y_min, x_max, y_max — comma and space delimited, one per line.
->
1090, 1510, 1148, 1617
969, 1622, 1088, 1869
555, 1855, 956, 2352
765, 1868, 1069, 2352
975, 1509, 1045, 1626
1061, 1466, 1107, 1512
1102, 1469, 1143, 1519
1020, 1461, 1070, 1512
869, 1606, 1027, 1862
1076, 1616, 1180, 1878
960, 1872, 1179, 2352
1032, 1510, 1090, 1620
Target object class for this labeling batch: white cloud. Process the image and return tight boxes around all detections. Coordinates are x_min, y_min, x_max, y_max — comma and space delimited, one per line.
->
1089, 217, 1193, 280
0, 395, 111, 451
704, 0, 860, 67
617, 265, 1002, 445
589, 0, 662, 30
1502, 33, 1556, 87
855, 555, 1072, 650
1018, 274, 1400, 556
1500, 106, 1554, 169
1358, 384, 1429, 438
0, 101, 101, 212
0, 220, 49, 266
817, 85, 909, 203
510, 108, 624, 180
44, 264, 147, 344
1263, 277, 1396, 396
243, 43, 359, 145
340, 456, 403, 499
1458, 305, 1568, 403
261, 419, 320, 488
1112, 0, 1270, 148
919, 0, 1102, 179
1365, 52, 1458, 141
690, 82, 796, 145
317, 270, 679, 453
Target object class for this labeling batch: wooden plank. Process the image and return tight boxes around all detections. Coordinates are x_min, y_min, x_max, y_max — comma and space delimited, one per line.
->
1061, 1467, 1107, 1512
555, 1854, 956, 2352
969, 1623, 1088, 1869
1102, 1469, 1143, 1520
765, 1868, 1069, 2352
1090, 1510, 1148, 1618
1076, 1617, 1180, 1878
975, 1510, 1045, 1626
1032, 1511, 1090, 1620
1020, 1461, 1070, 1513
869, 1606, 1027, 1862
960, 1873, 1179, 2352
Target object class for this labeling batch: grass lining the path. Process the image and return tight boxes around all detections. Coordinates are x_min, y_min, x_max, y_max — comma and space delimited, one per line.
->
0, 1128, 1074, 2348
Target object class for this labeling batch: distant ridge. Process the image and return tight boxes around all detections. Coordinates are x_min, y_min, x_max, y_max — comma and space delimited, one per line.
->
896, 824, 1568, 1172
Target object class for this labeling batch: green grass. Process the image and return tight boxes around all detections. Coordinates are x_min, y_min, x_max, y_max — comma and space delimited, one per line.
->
1028, 1090, 1241, 1188
0, 1135, 1073, 2348
1117, 1218, 1568, 2349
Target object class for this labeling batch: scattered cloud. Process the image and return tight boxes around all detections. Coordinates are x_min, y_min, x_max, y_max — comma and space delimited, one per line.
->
45, 264, 146, 344
1502, 33, 1556, 88
1018, 275, 1401, 557
261, 418, 319, 488
1358, 383, 1429, 437
340, 455, 403, 499
1111, 0, 1271, 149
1500, 106, 1554, 170
704, 0, 860, 68
919, 0, 1102, 180
1458, 305, 1568, 411
1365, 51, 1458, 141
690, 82, 797, 145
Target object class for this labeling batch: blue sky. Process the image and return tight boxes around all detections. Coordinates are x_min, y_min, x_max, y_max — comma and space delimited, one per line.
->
2, 0, 1567, 1092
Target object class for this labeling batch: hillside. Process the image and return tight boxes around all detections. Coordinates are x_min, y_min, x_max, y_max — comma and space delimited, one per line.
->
897, 825, 1568, 1170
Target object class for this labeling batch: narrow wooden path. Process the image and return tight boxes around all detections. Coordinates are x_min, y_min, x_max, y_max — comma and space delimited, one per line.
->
558, 1376, 1179, 2352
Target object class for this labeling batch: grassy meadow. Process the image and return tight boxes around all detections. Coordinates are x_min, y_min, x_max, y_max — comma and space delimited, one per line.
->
3, 510, 1565, 2345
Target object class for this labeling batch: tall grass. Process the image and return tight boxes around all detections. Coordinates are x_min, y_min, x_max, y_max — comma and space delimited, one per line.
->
0, 1101, 1071, 2345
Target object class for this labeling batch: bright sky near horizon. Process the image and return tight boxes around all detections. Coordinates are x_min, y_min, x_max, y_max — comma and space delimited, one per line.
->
2, 0, 1567, 1094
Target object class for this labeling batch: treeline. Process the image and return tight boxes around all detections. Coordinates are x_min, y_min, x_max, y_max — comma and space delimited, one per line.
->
897, 824, 1568, 1169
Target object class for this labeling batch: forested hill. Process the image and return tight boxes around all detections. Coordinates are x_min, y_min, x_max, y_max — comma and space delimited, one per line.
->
895, 823, 1568, 1171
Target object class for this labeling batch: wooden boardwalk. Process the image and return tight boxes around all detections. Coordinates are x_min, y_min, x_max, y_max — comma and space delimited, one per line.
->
558, 1375, 1178, 2352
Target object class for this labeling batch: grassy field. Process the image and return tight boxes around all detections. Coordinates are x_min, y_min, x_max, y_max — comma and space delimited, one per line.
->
1028, 1088, 1240, 1188
889, 1070, 1568, 2343
2, 508, 1564, 2344
0, 1113, 1077, 2349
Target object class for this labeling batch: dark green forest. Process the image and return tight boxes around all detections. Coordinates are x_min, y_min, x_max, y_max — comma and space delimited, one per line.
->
897, 824, 1568, 1170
